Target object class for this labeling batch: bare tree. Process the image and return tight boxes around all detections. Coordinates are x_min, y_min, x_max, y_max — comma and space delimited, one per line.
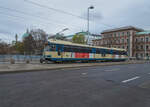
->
0, 39, 9, 54
30, 29, 48, 55
23, 34, 35, 55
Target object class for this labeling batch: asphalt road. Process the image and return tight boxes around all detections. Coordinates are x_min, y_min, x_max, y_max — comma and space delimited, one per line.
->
0, 63, 150, 107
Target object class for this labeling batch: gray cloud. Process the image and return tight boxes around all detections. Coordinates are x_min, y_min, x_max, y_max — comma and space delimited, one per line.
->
0, 0, 150, 42
0, 29, 12, 35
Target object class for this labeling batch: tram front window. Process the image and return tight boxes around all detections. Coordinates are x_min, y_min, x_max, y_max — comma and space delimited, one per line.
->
50, 44, 56, 51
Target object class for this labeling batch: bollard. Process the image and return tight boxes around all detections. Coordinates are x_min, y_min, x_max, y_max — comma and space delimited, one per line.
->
10, 58, 15, 64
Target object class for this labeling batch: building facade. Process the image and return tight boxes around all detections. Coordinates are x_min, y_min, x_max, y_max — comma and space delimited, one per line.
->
93, 26, 149, 59
133, 31, 150, 59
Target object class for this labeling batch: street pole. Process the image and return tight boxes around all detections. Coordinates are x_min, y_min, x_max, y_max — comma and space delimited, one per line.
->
87, 6, 94, 45
128, 33, 130, 59
87, 8, 89, 44
144, 35, 146, 60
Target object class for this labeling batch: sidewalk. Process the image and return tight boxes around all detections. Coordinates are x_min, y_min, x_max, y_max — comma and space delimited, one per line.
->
0, 60, 149, 74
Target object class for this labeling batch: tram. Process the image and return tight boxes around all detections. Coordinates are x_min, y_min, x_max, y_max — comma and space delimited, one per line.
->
41, 39, 128, 63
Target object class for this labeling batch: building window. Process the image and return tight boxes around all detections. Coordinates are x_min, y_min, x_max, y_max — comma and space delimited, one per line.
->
127, 46, 129, 50
118, 32, 120, 36
136, 38, 138, 42
127, 32, 130, 35
122, 32, 124, 36
110, 40, 112, 44
114, 33, 116, 37
110, 34, 112, 37
146, 53, 149, 57
122, 39, 124, 43
141, 53, 143, 58
146, 37, 149, 42
146, 45, 149, 50
103, 41, 105, 44
97, 42, 99, 46
141, 45, 143, 50
122, 46, 125, 49
141, 38, 143, 42
136, 46, 139, 50
136, 53, 138, 57
127, 39, 129, 43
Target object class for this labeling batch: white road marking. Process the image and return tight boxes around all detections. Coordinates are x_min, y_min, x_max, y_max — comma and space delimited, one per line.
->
122, 76, 140, 83
81, 73, 87, 75
105, 68, 120, 72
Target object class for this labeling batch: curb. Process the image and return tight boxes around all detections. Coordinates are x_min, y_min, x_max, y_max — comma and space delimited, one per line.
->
0, 61, 149, 75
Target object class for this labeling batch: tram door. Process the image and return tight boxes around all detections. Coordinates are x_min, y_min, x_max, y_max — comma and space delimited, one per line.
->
56, 44, 63, 59
92, 48, 96, 59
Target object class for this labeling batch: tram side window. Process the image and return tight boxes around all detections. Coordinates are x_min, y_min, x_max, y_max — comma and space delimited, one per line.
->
64, 45, 93, 53
64, 45, 80, 52
81, 47, 92, 53
123, 51, 128, 55
118, 51, 122, 55
105, 49, 111, 54
117, 51, 123, 55
113, 50, 121, 55
64, 45, 73, 52
96, 48, 101, 54
73, 46, 90, 53
114, 50, 127, 55
102, 49, 106, 57
113, 50, 117, 55
96, 48, 106, 56
71, 46, 79, 52
121, 51, 127, 55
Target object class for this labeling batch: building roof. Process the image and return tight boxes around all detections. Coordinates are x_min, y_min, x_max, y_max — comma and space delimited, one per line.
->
75, 31, 89, 35
136, 30, 150, 35
22, 33, 30, 38
48, 39, 126, 51
66, 35, 74, 38
66, 32, 101, 38
101, 26, 144, 34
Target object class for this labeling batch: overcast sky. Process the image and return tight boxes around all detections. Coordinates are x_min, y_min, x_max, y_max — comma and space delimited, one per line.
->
0, 0, 150, 42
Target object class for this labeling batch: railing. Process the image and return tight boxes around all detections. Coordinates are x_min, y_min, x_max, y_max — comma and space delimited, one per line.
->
0, 55, 42, 64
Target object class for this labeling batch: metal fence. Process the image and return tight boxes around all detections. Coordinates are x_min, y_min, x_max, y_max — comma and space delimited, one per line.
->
0, 55, 42, 64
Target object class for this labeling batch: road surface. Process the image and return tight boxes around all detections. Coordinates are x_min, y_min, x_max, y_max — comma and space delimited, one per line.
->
0, 63, 150, 107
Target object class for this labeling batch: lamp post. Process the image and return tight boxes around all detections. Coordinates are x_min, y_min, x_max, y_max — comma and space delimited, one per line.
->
87, 6, 94, 45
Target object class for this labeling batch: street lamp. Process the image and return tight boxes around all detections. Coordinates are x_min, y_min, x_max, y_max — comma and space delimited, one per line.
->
87, 6, 94, 45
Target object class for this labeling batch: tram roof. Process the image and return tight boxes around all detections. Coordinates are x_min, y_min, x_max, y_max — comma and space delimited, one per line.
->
48, 39, 126, 51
